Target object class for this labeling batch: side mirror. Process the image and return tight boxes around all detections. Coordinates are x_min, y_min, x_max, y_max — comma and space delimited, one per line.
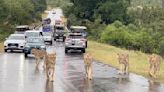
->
25, 36, 27, 38
40, 32, 43, 36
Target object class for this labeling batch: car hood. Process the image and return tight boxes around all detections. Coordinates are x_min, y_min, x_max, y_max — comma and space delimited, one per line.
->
5, 40, 25, 43
43, 36, 52, 39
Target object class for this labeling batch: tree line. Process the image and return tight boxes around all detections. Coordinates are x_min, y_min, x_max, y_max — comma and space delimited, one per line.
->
64, 0, 164, 56
0, 0, 47, 41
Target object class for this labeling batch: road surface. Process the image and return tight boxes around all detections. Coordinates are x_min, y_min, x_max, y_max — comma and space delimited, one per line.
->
0, 8, 164, 92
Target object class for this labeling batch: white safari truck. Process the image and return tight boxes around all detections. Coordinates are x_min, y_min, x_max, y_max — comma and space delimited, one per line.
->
70, 26, 88, 47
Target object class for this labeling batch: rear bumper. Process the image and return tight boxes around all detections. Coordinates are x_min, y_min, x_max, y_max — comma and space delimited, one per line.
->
65, 46, 85, 50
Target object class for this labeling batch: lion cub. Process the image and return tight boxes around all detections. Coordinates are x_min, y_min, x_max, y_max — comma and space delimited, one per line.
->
148, 54, 161, 78
45, 52, 56, 82
31, 48, 47, 67
84, 53, 93, 80
117, 53, 129, 74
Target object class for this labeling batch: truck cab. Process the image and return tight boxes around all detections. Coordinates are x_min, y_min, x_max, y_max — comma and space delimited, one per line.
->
70, 26, 88, 47
53, 20, 66, 42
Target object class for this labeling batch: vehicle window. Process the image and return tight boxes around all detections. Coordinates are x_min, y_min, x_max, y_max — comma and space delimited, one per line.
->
9, 35, 25, 40
27, 38, 43, 43
26, 32, 39, 37
16, 27, 29, 31
71, 29, 85, 32
43, 32, 51, 36
68, 35, 83, 39
55, 26, 64, 30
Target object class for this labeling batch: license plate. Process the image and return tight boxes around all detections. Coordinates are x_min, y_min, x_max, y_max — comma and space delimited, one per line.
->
10, 46, 17, 48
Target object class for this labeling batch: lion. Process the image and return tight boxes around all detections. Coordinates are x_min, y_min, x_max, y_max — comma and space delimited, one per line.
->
148, 54, 161, 78
31, 48, 47, 67
84, 53, 93, 80
45, 52, 56, 82
117, 53, 129, 74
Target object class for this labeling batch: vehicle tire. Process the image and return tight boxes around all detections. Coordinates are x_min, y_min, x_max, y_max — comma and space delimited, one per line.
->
24, 53, 28, 58
4, 49, 7, 52
65, 49, 68, 53
86, 41, 88, 48
10, 50, 13, 52
82, 49, 85, 53
62, 37, 65, 42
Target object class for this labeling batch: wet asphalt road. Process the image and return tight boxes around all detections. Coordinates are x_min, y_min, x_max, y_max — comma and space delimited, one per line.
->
0, 42, 164, 92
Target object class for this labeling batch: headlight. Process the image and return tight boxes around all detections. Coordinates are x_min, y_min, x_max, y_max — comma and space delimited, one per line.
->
4, 42, 8, 46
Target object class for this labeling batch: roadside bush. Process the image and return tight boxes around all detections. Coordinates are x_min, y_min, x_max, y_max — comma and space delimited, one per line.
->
100, 24, 133, 48
100, 21, 157, 53
159, 38, 164, 57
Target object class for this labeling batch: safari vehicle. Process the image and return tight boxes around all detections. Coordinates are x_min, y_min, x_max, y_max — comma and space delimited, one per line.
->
15, 25, 30, 34
54, 24, 66, 42
24, 37, 46, 57
65, 33, 86, 53
70, 26, 88, 47
4, 34, 26, 52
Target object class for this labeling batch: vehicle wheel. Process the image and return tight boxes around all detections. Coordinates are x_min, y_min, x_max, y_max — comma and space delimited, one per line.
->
82, 49, 85, 53
24, 53, 28, 57
62, 38, 65, 42
4, 49, 7, 52
65, 49, 68, 53
54, 38, 56, 41
86, 41, 88, 48
10, 50, 13, 52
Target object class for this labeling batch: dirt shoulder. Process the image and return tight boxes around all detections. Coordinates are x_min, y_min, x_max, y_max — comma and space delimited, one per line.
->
0, 42, 3, 53
87, 41, 164, 83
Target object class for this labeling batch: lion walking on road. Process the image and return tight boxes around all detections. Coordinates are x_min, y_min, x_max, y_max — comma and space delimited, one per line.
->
117, 53, 129, 74
148, 54, 161, 78
45, 52, 56, 82
84, 53, 93, 80
31, 48, 47, 67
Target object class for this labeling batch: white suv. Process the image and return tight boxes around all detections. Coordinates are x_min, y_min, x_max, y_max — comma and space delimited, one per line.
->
4, 34, 26, 52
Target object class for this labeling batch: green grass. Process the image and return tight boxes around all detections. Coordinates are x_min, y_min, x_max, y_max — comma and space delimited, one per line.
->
87, 41, 164, 83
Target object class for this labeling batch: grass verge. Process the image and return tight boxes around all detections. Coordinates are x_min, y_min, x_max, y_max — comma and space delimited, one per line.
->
87, 41, 164, 83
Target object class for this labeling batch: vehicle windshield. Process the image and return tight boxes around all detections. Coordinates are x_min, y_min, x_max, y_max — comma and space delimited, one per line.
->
43, 32, 51, 36
55, 26, 64, 30
8, 35, 25, 40
68, 35, 84, 39
71, 29, 86, 33
16, 27, 29, 31
26, 32, 40, 37
26, 38, 43, 43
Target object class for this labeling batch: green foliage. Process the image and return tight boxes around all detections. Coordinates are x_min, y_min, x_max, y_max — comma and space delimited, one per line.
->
159, 38, 164, 56
59, 0, 164, 55
100, 21, 159, 53
0, 0, 47, 41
